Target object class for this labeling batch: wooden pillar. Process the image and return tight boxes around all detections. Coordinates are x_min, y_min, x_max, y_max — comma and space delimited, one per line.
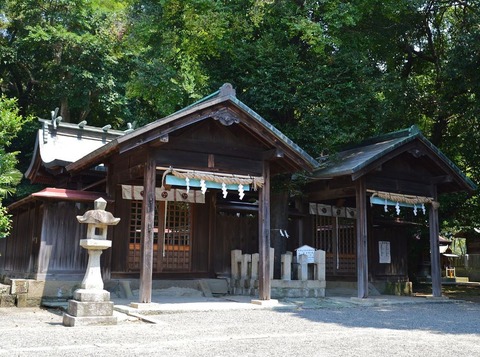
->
429, 187, 442, 297
355, 177, 368, 298
139, 155, 156, 303
258, 162, 271, 300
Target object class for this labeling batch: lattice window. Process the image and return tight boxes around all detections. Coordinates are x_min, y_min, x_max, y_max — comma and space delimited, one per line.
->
128, 201, 142, 271
128, 200, 192, 272
162, 201, 191, 271
313, 214, 356, 275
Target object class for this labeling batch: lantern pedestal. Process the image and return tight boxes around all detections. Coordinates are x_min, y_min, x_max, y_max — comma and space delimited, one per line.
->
63, 198, 120, 327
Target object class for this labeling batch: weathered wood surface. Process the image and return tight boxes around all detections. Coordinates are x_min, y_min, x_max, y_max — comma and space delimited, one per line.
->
139, 154, 156, 303
258, 162, 271, 300
355, 177, 369, 298
429, 187, 442, 297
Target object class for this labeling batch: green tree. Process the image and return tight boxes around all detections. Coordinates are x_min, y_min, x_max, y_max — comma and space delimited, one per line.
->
0, 95, 31, 237
0, 0, 131, 127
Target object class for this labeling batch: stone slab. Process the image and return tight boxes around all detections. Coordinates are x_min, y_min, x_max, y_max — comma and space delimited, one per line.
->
10, 279, 28, 294
73, 289, 110, 302
63, 313, 117, 327
67, 300, 114, 317
251, 298, 280, 306
0, 294, 15, 307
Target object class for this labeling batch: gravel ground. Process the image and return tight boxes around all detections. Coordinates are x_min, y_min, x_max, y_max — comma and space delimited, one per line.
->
1, 300, 479, 357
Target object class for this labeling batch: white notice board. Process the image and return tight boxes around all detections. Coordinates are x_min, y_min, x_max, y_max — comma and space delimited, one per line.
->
379, 241, 391, 264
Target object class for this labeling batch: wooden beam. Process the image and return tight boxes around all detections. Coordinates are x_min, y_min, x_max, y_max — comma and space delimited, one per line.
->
138, 154, 156, 303
258, 161, 271, 300
429, 187, 442, 297
355, 177, 369, 298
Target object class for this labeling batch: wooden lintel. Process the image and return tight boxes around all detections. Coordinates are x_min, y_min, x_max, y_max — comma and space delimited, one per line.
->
81, 178, 107, 191
262, 148, 284, 160
429, 175, 453, 185
153, 149, 263, 176
308, 187, 356, 201
119, 128, 169, 154
366, 176, 434, 197
150, 134, 169, 147
113, 163, 145, 184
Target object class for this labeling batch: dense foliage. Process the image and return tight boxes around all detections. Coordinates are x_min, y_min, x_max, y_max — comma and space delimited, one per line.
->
0, 96, 31, 237
1, 0, 479, 234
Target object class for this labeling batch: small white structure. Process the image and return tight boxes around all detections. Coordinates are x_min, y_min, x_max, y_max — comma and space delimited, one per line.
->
63, 198, 120, 327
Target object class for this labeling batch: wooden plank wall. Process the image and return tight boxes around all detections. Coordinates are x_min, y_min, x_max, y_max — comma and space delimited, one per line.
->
214, 212, 258, 275
0, 204, 37, 277
37, 202, 88, 276
370, 226, 408, 280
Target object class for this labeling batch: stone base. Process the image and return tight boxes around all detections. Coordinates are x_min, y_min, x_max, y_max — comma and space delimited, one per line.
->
67, 300, 114, 317
63, 288, 117, 327
63, 313, 117, 327
74, 289, 110, 302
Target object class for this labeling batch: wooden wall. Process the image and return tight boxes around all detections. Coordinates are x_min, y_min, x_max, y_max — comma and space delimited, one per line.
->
36, 202, 88, 278
369, 226, 409, 280
0, 202, 41, 278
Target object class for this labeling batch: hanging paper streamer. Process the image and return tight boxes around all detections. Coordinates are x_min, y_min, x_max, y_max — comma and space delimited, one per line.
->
238, 184, 245, 200
221, 182, 228, 198
384, 198, 388, 213
185, 177, 190, 194
422, 203, 426, 215
413, 204, 417, 216
395, 202, 400, 215
200, 179, 207, 194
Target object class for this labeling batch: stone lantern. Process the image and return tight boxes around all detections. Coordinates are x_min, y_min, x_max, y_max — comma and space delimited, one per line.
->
63, 198, 120, 327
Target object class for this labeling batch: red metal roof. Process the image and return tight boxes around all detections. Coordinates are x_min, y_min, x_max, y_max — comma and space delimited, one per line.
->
8, 188, 111, 212
31, 188, 109, 201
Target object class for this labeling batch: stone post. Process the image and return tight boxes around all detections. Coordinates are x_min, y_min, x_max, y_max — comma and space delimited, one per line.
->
281, 252, 292, 281
314, 250, 326, 281
63, 198, 120, 327
297, 254, 309, 281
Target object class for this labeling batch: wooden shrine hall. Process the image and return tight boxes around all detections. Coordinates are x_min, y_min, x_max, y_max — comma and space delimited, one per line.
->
306, 126, 476, 297
1, 84, 476, 302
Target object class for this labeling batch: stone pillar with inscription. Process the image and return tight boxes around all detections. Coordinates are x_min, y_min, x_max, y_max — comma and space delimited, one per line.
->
63, 198, 120, 327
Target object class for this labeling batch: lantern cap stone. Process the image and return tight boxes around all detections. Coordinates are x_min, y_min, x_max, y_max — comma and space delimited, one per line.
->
94, 197, 107, 210
77, 198, 120, 225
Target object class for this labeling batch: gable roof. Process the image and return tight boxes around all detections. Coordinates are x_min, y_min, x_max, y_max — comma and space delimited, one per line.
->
312, 125, 476, 193
25, 119, 125, 184
66, 83, 319, 175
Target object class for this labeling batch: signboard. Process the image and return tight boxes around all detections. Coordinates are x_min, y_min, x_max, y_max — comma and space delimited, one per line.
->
296, 245, 315, 263
379, 241, 391, 264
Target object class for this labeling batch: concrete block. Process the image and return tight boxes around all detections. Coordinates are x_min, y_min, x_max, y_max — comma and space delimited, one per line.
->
67, 300, 114, 317
63, 313, 117, 327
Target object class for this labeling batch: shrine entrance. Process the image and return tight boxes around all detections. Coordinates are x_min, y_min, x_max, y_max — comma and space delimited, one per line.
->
312, 213, 357, 277
128, 200, 192, 272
